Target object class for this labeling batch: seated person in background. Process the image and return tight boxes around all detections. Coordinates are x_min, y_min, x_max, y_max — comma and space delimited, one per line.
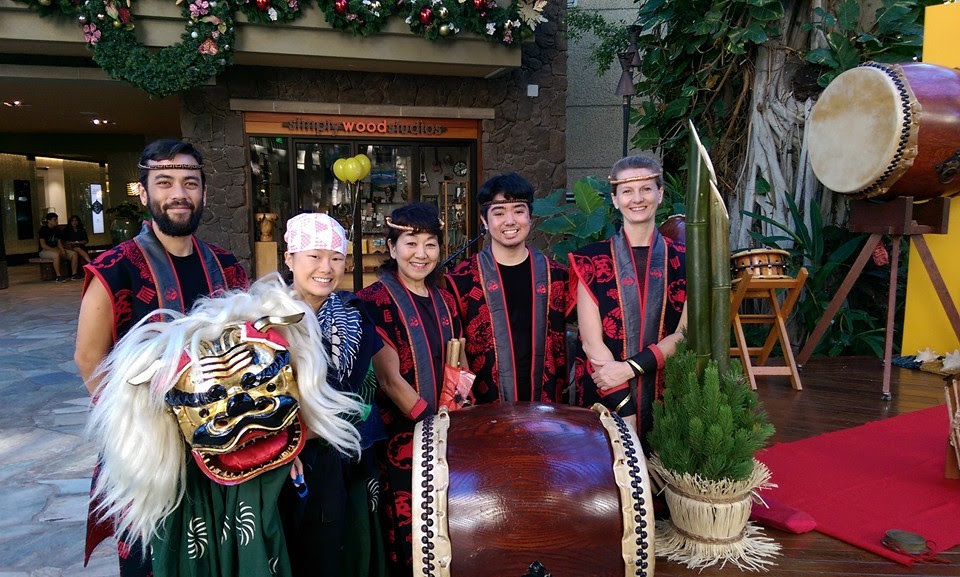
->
64, 215, 92, 265
38, 212, 81, 282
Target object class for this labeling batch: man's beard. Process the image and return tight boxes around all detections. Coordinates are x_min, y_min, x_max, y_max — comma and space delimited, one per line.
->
147, 194, 203, 237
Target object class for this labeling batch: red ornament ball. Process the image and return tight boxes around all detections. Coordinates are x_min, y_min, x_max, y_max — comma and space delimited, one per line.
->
334, 0, 348, 14
473, 0, 483, 9
255, 0, 270, 11
419, 7, 432, 25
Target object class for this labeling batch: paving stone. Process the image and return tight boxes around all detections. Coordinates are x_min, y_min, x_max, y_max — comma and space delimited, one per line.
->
0, 485, 52, 528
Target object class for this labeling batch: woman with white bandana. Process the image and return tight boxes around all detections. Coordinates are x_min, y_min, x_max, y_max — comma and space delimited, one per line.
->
279, 212, 387, 577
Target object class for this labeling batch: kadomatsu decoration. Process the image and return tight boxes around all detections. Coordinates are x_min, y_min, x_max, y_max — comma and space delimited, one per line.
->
16, 0, 549, 98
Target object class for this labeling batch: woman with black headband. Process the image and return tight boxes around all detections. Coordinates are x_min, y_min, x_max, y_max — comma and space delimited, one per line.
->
357, 202, 464, 576
568, 155, 688, 448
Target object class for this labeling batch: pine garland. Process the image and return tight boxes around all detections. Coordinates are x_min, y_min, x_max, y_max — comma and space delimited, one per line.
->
318, 0, 394, 36
649, 339, 775, 482
14, 0, 548, 97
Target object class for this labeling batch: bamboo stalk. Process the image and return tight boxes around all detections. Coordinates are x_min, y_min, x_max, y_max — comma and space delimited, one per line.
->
709, 181, 731, 374
686, 121, 711, 373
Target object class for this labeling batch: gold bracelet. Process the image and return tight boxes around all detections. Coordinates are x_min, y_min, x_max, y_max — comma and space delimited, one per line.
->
614, 392, 633, 414
626, 358, 644, 376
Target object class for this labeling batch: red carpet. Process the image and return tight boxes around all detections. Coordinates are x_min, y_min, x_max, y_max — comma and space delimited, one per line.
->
756, 405, 960, 566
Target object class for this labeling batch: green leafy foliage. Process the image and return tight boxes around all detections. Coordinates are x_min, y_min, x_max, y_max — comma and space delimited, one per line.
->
566, 0, 783, 192
649, 340, 774, 482
566, 0, 933, 203
743, 193, 905, 357
533, 177, 618, 266
804, 0, 939, 87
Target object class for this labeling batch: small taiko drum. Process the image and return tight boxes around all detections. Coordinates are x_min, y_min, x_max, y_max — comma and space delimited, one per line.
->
659, 214, 686, 244
731, 248, 790, 281
412, 403, 654, 577
807, 62, 960, 200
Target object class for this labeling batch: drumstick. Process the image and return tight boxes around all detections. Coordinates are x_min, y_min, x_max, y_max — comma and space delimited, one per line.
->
447, 339, 461, 368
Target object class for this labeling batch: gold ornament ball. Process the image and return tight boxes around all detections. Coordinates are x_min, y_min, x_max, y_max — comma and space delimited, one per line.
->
113, 20, 122, 28
439, 23, 451, 36
437, 6, 448, 18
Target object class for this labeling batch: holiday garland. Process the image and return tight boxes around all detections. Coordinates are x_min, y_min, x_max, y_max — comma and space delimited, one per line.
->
15, 0, 548, 97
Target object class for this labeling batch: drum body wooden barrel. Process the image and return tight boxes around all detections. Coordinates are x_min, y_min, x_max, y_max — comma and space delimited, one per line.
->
730, 248, 790, 281
659, 214, 686, 244
808, 62, 960, 200
412, 403, 654, 577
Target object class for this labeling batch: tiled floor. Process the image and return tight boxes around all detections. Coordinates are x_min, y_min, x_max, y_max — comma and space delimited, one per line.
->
0, 265, 117, 577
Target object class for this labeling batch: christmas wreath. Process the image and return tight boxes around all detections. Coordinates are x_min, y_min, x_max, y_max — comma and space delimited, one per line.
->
15, 0, 549, 96
77, 0, 235, 98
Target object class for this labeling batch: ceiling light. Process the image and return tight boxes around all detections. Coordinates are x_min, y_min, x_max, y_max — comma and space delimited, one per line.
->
91, 118, 111, 125
3, 100, 23, 107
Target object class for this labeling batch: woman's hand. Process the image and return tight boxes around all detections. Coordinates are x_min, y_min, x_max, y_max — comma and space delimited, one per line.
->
289, 456, 304, 483
588, 358, 634, 391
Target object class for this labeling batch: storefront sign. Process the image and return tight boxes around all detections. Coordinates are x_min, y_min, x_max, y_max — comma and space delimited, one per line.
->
282, 117, 447, 136
245, 112, 480, 140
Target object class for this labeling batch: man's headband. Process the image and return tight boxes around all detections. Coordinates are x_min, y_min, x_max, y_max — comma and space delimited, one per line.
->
479, 198, 532, 211
138, 162, 204, 171
385, 216, 444, 232
608, 172, 662, 186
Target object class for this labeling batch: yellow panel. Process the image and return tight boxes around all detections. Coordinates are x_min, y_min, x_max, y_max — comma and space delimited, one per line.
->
901, 3, 960, 354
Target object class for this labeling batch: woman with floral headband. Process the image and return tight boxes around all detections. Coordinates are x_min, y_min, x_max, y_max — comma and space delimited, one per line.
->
279, 212, 388, 577
357, 202, 464, 576
569, 155, 687, 448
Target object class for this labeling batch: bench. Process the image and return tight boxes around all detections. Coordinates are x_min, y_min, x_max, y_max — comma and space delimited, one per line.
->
28, 257, 56, 281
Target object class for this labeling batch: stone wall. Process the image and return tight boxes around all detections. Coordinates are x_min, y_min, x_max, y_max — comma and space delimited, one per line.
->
180, 2, 566, 270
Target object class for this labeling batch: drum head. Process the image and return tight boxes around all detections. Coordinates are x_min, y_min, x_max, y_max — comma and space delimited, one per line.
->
808, 66, 912, 194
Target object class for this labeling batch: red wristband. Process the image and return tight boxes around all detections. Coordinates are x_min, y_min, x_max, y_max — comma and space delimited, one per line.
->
648, 344, 665, 370
407, 398, 428, 420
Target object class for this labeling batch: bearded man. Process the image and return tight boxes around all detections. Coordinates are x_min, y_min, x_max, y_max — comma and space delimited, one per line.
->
75, 139, 248, 576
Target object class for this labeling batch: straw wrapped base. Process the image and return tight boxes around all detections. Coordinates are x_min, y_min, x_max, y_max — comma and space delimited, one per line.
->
650, 456, 781, 571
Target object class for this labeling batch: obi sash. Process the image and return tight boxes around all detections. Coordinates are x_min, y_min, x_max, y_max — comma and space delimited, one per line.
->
133, 221, 227, 313
378, 271, 455, 409
477, 246, 550, 402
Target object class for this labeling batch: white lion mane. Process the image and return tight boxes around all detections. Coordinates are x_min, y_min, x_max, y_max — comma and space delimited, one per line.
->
86, 274, 362, 547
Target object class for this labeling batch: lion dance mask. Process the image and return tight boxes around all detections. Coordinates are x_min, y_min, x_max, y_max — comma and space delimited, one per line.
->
87, 277, 361, 549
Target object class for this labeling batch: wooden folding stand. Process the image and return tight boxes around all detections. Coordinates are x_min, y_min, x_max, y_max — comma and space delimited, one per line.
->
730, 267, 809, 390
796, 197, 958, 400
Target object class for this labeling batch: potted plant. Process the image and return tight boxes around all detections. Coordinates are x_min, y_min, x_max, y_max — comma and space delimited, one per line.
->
647, 339, 779, 570
106, 201, 145, 244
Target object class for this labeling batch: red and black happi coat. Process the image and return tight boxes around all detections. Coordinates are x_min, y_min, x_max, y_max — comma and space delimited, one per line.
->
445, 247, 570, 404
357, 272, 462, 575
84, 222, 248, 343
569, 229, 686, 441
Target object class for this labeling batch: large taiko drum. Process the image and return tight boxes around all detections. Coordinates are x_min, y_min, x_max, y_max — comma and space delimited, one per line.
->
807, 62, 960, 200
412, 403, 654, 577
730, 248, 790, 281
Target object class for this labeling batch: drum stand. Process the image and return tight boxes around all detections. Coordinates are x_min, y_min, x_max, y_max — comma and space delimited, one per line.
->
730, 268, 809, 390
797, 197, 958, 400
